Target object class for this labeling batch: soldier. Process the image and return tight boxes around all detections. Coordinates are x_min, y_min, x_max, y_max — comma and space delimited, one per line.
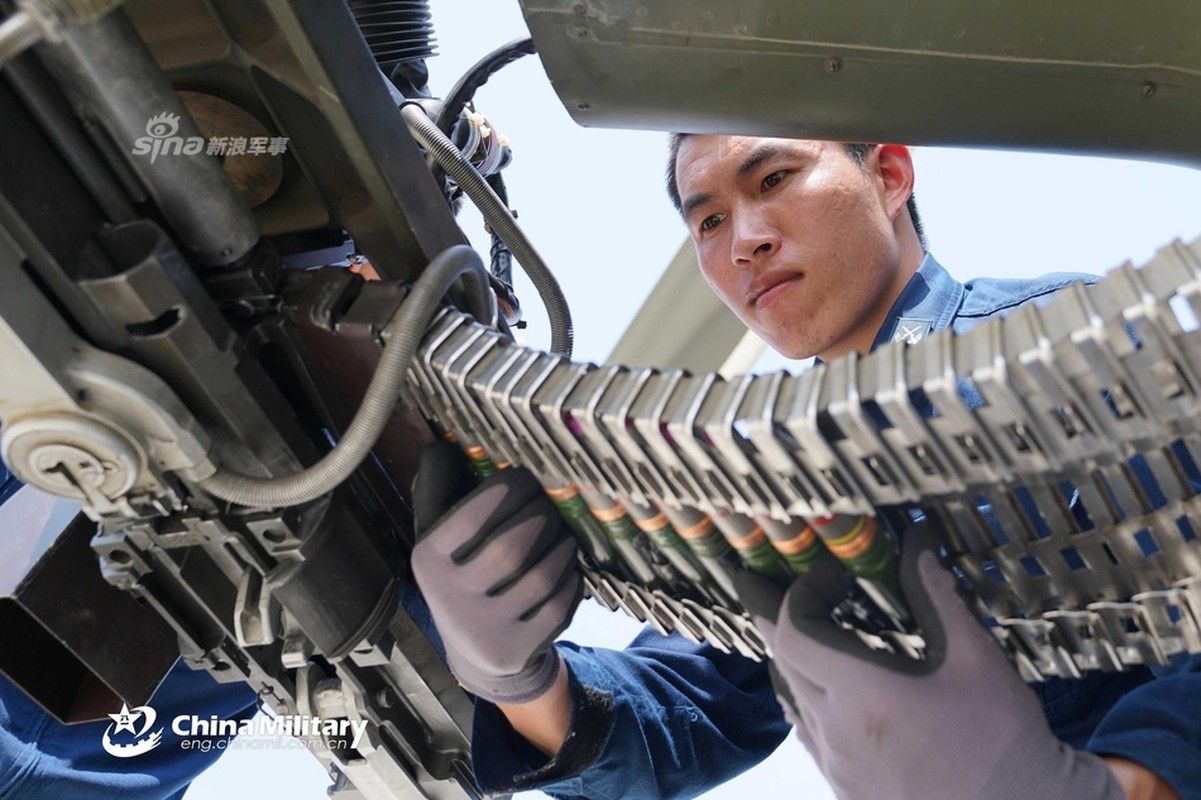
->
411, 137, 1196, 799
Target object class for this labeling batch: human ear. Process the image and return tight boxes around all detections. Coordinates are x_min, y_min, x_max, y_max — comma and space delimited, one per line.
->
873, 144, 916, 222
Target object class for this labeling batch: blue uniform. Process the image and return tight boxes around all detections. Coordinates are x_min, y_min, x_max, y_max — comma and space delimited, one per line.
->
0, 660, 257, 800
469, 254, 1201, 799
2, 254, 1200, 798
0, 462, 262, 799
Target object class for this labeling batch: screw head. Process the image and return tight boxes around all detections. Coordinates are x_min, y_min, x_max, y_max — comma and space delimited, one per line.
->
1141, 81, 1157, 97
823, 56, 843, 73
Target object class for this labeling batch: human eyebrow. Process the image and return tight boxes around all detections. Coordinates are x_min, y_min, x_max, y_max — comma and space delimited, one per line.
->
681, 144, 796, 218
736, 144, 789, 179
681, 192, 714, 219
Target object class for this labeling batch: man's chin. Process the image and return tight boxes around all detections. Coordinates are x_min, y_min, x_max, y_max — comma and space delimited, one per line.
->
760, 333, 819, 363
748, 314, 821, 362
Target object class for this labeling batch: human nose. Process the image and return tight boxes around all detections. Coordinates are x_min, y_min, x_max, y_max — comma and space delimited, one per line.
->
730, 213, 780, 267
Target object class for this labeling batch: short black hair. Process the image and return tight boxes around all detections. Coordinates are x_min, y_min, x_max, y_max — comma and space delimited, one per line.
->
665, 134, 926, 250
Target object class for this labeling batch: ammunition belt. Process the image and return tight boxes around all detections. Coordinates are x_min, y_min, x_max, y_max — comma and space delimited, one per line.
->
407, 237, 1201, 681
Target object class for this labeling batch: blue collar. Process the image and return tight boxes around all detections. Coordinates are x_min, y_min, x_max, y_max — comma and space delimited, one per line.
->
869, 252, 964, 351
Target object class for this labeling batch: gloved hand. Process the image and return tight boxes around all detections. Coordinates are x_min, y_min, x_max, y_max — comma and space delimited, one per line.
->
736, 522, 1125, 800
410, 442, 582, 705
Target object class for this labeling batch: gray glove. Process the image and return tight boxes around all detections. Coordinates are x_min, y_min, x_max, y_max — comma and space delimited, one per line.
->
737, 522, 1125, 800
410, 442, 582, 705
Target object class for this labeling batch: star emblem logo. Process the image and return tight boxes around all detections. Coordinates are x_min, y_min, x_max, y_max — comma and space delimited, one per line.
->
101, 702, 163, 758
108, 703, 142, 735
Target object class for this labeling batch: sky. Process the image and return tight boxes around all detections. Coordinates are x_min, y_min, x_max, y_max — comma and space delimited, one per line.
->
185, 1, 1201, 798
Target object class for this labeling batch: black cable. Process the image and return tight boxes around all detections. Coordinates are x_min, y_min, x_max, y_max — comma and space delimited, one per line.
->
485, 173, 514, 286
434, 37, 536, 136
481, 173, 521, 325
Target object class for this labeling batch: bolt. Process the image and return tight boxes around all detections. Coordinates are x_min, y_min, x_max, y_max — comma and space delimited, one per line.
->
823, 57, 843, 74
262, 528, 287, 545
375, 689, 394, 708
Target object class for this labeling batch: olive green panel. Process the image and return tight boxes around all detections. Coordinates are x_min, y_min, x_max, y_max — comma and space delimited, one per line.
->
606, 240, 748, 371
519, 0, 1201, 165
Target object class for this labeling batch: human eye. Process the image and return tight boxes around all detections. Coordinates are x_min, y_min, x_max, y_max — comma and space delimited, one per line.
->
762, 170, 788, 191
699, 212, 726, 233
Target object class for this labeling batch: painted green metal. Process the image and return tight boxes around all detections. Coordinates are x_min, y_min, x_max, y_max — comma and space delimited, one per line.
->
711, 512, 792, 585
663, 506, 743, 602
547, 486, 623, 573
759, 517, 833, 576
625, 499, 731, 602
580, 488, 662, 585
520, 0, 1201, 166
812, 515, 907, 618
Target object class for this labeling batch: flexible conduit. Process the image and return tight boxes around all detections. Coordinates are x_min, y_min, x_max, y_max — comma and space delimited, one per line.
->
401, 102, 574, 358
199, 244, 491, 507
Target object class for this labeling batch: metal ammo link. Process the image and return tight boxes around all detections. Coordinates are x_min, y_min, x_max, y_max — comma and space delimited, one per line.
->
411, 237, 1201, 680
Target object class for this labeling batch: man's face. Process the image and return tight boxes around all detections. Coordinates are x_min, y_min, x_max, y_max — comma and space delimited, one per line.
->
675, 135, 910, 360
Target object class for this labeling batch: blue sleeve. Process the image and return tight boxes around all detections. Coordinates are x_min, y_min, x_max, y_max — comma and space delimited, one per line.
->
470, 628, 790, 800
0, 659, 257, 800
0, 462, 21, 505
1085, 654, 1201, 800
